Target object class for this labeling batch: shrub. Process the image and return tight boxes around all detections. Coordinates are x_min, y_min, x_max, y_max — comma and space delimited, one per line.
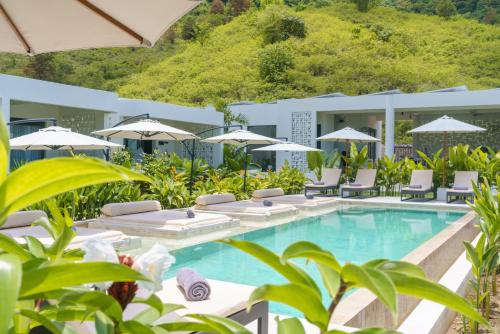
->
229, 0, 251, 15
259, 6, 307, 44
181, 16, 197, 40
435, 0, 457, 17
259, 43, 294, 83
210, 0, 225, 14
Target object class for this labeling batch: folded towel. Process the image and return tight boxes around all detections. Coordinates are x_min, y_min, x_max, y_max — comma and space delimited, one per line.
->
305, 195, 315, 200
453, 186, 469, 191
176, 268, 211, 301
186, 209, 196, 218
263, 200, 273, 207
313, 181, 325, 185
349, 183, 362, 187
409, 185, 422, 189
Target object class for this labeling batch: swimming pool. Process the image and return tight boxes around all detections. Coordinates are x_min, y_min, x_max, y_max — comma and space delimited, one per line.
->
166, 207, 465, 315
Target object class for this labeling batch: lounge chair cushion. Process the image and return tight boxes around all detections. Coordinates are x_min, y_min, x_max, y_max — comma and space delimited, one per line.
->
101, 200, 161, 217
99, 210, 231, 227
2, 211, 47, 229
195, 193, 236, 206
453, 186, 469, 191
409, 185, 422, 189
252, 188, 285, 199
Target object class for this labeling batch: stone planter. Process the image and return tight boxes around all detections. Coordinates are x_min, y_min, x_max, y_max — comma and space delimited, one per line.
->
436, 187, 447, 201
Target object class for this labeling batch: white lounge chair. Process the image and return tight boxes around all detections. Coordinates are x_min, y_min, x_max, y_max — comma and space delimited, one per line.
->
446, 171, 479, 203
1, 211, 139, 250
252, 188, 336, 211
93, 200, 239, 239
194, 193, 297, 222
304, 168, 342, 196
340, 169, 380, 198
401, 170, 435, 201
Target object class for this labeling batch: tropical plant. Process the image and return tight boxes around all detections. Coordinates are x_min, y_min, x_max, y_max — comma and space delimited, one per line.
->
417, 148, 449, 187
146, 173, 193, 208
376, 156, 403, 196
267, 160, 307, 194
223, 239, 491, 333
307, 151, 324, 180
0, 117, 249, 333
345, 143, 369, 180
463, 176, 499, 333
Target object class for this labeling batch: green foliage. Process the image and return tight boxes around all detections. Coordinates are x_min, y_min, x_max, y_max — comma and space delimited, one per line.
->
376, 156, 403, 196
259, 43, 295, 83
345, 143, 369, 180
435, 0, 458, 17
307, 151, 324, 180
111, 149, 133, 168
223, 239, 491, 333
115, 4, 499, 106
259, 6, 307, 44
267, 160, 307, 194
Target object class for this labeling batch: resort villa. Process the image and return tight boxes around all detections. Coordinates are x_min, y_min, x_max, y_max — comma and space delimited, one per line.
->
2, 73, 499, 169
0, 2, 499, 334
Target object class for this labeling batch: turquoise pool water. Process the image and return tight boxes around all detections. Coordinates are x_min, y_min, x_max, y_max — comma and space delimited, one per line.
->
166, 207, 464, 315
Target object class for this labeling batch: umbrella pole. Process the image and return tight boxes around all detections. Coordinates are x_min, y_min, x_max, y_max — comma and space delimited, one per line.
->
243, 145, 248, 193
442, 132, 448, 188
188, 139, 196, 195
346, 140, 349, 181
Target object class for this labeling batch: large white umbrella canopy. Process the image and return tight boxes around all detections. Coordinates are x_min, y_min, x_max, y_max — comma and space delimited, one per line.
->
253, 141, 322, 152
202, 130, 281, 191
93, 119, 198, 141
316, 127, 379, 178
10, 126, 123, 150
408, 115, 486, 187
316, 127, 380, 142
0, 0, 199, 55
408, 115, 486, 134
202, 129, 282, 145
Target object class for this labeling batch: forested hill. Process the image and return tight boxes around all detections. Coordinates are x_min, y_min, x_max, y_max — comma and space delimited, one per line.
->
118, 3, 500, 105
0, 2, 499, 107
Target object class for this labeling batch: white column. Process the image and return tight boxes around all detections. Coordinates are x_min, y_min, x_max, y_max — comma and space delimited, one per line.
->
375, 120, 383, 160
1, 97, 11, 130
384, 95, 395, 157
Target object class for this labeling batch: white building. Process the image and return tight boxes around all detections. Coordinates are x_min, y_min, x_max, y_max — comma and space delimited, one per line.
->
230, 87, 500, 170
0, 74, 224, 166
2, 74, 499, 171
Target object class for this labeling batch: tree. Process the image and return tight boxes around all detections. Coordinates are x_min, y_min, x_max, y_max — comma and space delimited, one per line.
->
229, 0, 251, 15
23, 53, 57, 81
259, 6, 307, 44
210, 0, 225, 14
483, 8, 498, 24
259, 43, 294, 83
435, 0, 457, 17
181, 16, 197, 40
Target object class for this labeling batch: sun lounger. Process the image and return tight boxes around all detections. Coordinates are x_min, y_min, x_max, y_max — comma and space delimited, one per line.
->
92, 200, 239, 239
1, 210, 139, 250
446, 171, 478, 203
252, 188, 336, 211
401, 170, 435, 202
340, 169, 380, 198
304, 168, 342, 196
194, 193, 297, 222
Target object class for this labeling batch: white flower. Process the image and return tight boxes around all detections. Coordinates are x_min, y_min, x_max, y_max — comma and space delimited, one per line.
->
81, 238, 119, 290
133, 243, 176, 293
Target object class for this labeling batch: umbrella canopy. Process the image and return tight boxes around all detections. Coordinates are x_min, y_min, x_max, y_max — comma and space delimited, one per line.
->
253, 141, 322, 152
202, 130, 282, 145
408, 115, 486, 134
92, 119, 198, 141
316, 127, 380, 142
408, 115, 486, 188
0, 0, 199, 55
9, 126, 123, 150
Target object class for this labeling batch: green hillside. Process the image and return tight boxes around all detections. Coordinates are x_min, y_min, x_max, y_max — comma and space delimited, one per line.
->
117, 4, 500, 106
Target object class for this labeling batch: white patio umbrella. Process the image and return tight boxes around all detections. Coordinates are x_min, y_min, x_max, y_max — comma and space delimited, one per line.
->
9, 126, 123, 150
253, 141, 322, 152
0, 0, 199, 55
316, 127, 379, 178
408, 115, 486, 187
92, 119, 198, 141
202, 130, 281, 191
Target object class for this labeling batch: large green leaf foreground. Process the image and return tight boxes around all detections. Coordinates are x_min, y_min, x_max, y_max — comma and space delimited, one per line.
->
222, 239, 491, 333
